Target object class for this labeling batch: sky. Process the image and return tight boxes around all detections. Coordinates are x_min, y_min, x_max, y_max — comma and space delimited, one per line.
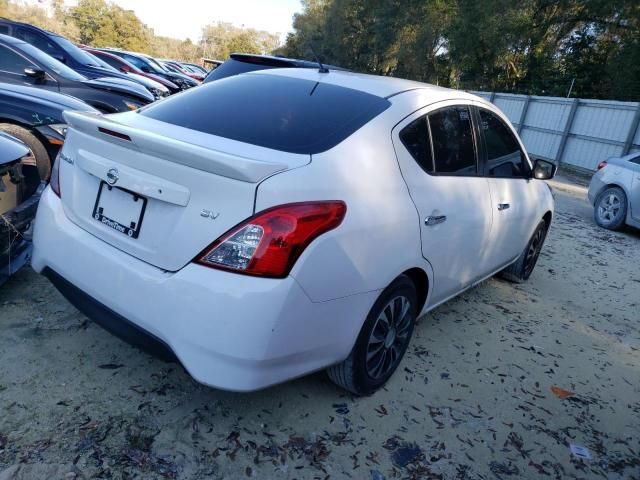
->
89, 0, 303, 41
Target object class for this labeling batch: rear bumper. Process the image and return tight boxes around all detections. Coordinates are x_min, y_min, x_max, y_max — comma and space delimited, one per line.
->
32, 187, 377, 391
587, 175, 606, 205
43, 267, 177, 362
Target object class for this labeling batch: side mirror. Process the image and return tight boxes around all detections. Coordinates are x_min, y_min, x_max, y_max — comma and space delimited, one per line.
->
532, 158, 557, 180
24, 67, 46, 81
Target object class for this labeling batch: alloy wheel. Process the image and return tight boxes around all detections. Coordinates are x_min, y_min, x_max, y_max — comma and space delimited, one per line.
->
523, 226, 545, 278
597, 193, 621, 224
366, 295, 412, 380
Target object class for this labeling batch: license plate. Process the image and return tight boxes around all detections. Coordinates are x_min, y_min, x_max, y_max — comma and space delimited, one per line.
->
92, 182, 147, 239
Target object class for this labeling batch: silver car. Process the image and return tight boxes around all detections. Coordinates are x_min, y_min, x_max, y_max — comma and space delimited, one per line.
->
588, 152, 640, 230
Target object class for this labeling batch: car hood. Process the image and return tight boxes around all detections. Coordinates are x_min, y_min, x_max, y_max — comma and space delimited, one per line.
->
127, 73, 168, 92
162, 71, 199, 86
0, 83, 98, 112
0, 132, 29, 166
145, 73, 179, 90
82, 77, 154, 103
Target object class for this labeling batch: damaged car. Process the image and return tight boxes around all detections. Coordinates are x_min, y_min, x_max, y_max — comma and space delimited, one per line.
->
0, 83, 98, 182
0, 132, 43, 284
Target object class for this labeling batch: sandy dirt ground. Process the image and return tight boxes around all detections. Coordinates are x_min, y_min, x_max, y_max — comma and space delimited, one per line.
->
0, 176, 638, 480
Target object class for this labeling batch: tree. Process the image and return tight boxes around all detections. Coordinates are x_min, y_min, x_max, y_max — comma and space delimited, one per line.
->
282, 0, 640, 100
201, 21, 279, 60
0, 0, 79, 39
68, 0, 150, 51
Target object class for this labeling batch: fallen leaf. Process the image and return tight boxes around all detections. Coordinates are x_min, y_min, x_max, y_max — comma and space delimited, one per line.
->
550, 386, 574, 398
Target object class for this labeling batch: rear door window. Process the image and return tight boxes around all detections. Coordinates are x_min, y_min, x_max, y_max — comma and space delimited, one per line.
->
428, 106, 477, 175
399, 116, 433, 173
140, 74, 391, 154
478, 108, 529, 178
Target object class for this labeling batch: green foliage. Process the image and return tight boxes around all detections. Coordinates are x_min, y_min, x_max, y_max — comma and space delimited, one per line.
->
0, 0, 79, 39
283, 0, 640, 100
201, 22, 280, 60
69, 0, 151, 51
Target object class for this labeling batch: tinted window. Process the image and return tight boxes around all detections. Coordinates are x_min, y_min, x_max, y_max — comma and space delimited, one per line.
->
141, 74, 391, 154
52, 35, 101, 66
93, 52, 124, 70
400, 116, 433, 173
16, 29, 63, 59
84, 51, 117, 71
162, 62, 180, 73
629, 154, 640, 165
0, 45, 32, 73
0, 25, 9, 34
122, 54, 152, 71
18, 43, 86, 81
204, 58, 281, 83
429, 106, 477, 175
146, 57, 167, 72
479, 109, 529, 178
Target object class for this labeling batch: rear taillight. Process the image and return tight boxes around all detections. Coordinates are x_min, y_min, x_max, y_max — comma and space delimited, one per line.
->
50, 154, 61, 197
195, 201, 347, 278
597, 160, 608, 170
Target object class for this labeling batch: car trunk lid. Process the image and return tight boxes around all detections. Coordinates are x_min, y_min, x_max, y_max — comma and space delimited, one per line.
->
59, 110, 309, 271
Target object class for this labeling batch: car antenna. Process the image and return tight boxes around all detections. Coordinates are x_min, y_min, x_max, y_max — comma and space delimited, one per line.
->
308, 43, 329, 74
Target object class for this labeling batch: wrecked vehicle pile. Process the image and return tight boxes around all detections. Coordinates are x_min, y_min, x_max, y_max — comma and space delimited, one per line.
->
0, 132, 43, 285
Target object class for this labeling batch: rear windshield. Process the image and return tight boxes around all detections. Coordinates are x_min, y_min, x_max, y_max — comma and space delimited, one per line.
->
203, 58, 285, 83
140, 74, 391, 154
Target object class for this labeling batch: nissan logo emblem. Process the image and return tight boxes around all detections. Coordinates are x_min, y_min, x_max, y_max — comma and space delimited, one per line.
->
106, 168, 119, 185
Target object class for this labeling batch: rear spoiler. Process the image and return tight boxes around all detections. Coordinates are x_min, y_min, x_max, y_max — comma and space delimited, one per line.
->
63, 111, 288, 183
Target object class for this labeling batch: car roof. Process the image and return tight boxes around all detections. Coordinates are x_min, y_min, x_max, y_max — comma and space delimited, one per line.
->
251, 68, 483, 102
0, 18, 62, 38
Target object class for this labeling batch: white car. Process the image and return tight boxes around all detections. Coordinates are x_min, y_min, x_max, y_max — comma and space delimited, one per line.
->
32, 69, 556, 394
587, 153, 640, 230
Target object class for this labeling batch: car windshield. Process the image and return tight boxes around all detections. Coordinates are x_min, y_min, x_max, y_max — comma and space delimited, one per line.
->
140, 74, 391, 154
84, 51, 117, 72
19, 43, 86, 81
146, 57, 167, 72
53, 36, 102, 67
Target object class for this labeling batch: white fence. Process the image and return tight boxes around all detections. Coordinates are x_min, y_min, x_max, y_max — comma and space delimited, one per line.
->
471, 91, 640, 171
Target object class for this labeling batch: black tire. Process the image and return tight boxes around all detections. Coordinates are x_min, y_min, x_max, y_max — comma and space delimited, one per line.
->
327, 275, 417, 395
594, 186, 627, 230
499, 219, 548, 283
0, 123, 51, 181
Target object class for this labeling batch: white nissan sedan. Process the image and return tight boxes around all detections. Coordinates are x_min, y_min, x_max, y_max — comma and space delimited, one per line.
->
32, 69, 556, 395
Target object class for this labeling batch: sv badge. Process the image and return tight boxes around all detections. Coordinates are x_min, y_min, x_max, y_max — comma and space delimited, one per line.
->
200, 209, 220, 220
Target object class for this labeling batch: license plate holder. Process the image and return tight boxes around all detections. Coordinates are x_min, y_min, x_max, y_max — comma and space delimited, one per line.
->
92, 182, 147, 239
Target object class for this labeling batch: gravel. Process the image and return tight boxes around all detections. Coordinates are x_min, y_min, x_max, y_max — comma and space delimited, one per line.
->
0, 176, 638, 479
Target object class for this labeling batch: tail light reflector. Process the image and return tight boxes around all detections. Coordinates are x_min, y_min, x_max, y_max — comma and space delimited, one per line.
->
597, 160, 607, 170
50, 154, 61, 197
195, 201, 347, 278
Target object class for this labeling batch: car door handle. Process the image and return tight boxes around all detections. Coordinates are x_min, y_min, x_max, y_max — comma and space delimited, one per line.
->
498, 203, 510, 211
425, 215, 447, 226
